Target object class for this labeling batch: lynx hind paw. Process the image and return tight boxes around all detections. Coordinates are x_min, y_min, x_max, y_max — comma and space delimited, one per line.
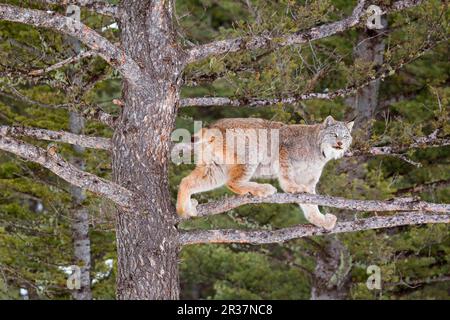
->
322, 214, 337, 231
177, 199, 199, 218
190, 199, 198, 215
185, 199, 199, 217
252, 184, 277, 197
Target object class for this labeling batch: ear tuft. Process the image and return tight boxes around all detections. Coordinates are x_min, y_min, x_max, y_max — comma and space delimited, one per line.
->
323, 115, 335, 127
346, 121, 355, 132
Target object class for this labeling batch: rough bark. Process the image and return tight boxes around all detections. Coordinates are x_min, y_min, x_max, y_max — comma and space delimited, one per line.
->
112, 0, 182, 300
180, 212, 449, 245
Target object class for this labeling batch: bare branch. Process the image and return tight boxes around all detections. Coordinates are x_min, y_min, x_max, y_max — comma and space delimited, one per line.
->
186, 0, 424, 63
28, 50, 95, 76
0, 4, 142, 83
0, 125, 111, 150
179, 88, 356, 108
40, 0, 117, 17
0, 135, 133, 207
385, 275, 450, 288
192, 193, 449, 219
180, 212, 449, 245
347, 130, 450, 157
390, 154, 423, 168
396, 179, 450, 195
81, 107, 118, 128
391, 0, 426, 10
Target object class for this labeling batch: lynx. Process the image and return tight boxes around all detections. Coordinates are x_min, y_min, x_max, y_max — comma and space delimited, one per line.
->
176, 116, 354, 230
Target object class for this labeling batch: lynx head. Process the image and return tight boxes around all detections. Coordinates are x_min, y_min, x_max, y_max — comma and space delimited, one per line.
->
319, 116, 354, 160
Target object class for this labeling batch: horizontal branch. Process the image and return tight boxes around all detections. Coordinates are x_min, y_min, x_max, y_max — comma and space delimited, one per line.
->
0, 4, 142, 83
396, 179, 450, 195
192, 193, 449, 219
347, 130, 450, 157
385, 275, 450, 288
0, 125, 111, 150
28, 50, 95, 76
0, 135, 132, 207
41, 0, 117, 17
179, 88, 356, 108
186, 0, 423, 63
180, 212, 449, 245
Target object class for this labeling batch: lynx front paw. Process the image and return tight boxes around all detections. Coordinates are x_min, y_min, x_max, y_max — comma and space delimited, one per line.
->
321, 214, 337, 231
304, 211, 337, 230
283, 184, 307, 194
190, 199, 198, 214
251, 184, 277, 197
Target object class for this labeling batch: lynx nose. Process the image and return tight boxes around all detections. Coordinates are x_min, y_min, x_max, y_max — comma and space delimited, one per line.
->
337, 141, 343, 147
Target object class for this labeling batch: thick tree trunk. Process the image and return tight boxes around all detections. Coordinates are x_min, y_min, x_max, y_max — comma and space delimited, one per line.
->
112, 1, 183, 299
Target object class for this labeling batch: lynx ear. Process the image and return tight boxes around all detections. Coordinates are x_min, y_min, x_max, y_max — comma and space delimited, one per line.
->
323, 115, 335, 127
346, 121, 355, 132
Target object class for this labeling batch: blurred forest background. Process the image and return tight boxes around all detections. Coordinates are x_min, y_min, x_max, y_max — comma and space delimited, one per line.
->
0, 0, 449, 299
